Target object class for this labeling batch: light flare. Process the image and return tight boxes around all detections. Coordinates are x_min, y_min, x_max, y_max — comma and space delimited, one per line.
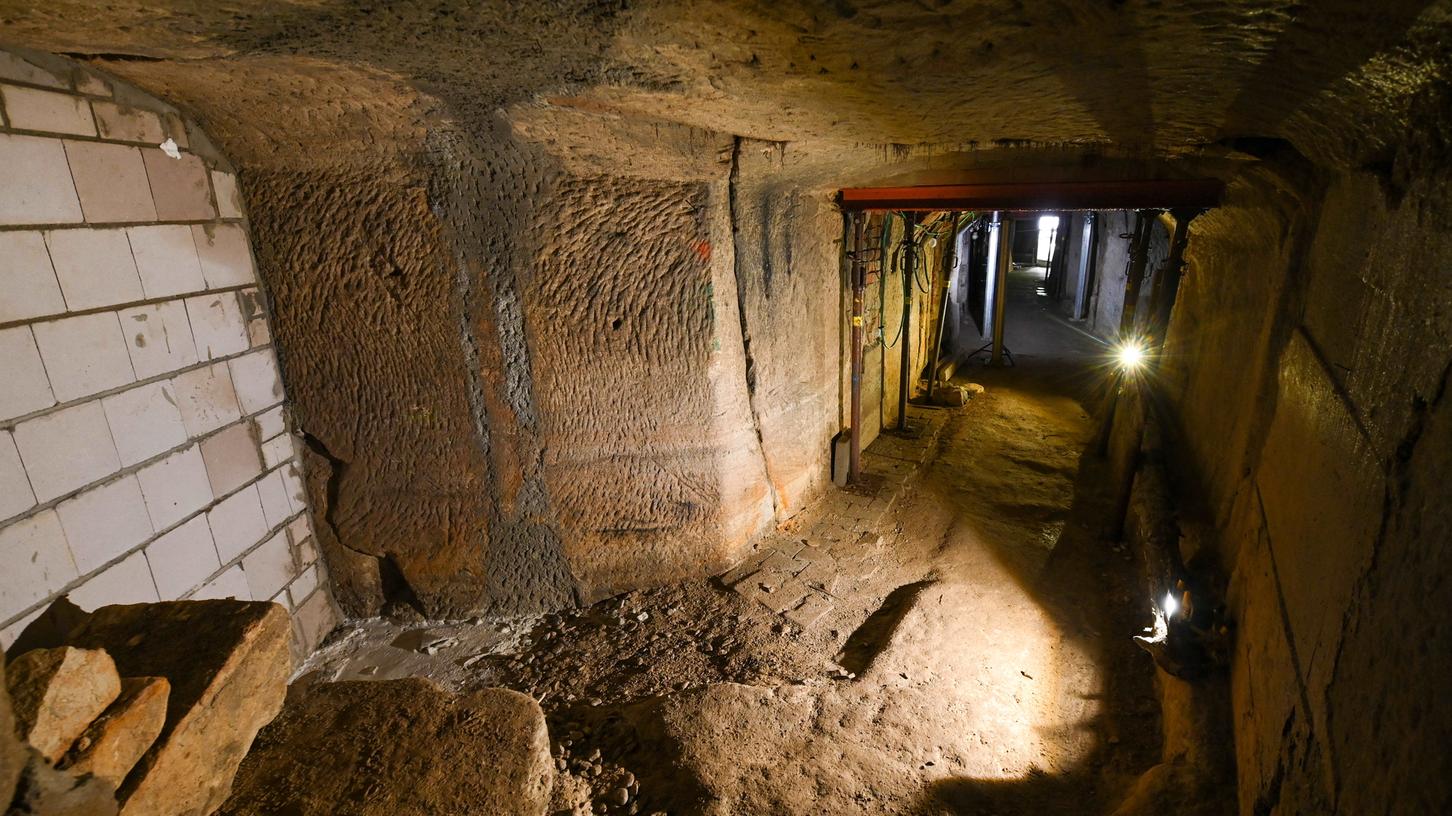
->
1115, 340, 1147, 372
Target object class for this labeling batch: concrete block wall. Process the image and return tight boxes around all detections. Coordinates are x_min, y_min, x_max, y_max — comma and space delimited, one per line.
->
0, 46, 337, 660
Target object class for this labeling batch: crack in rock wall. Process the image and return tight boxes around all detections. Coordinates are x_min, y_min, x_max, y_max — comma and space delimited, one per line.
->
730, 144, 846, 517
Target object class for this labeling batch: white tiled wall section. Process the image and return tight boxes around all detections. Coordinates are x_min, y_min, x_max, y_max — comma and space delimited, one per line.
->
0, 47, 335, 658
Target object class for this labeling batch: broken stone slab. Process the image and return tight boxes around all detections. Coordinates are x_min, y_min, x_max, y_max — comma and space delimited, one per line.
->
718, 549, 773, 587
60, 676, 170, 789
7, 748, 118, 816
791, 538, 835, 565
813, 525, 847, 545
763, 579, 811, 615
931, 385, 970, 407
773, 538, 809, 559
66, 600, 291, 816
220, 678, 553, 816
731, 577, 771, 604
6, 646, 122, 763
751, 569, 794, 595
757, 549, 808, 577
784, 591, 834, 629
827, 533, 873, 562
732, 576, 805, 615
795, 560, 842, 597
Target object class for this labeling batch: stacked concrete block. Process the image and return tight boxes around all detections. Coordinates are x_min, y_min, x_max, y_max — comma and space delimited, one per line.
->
0, 46, 338, 659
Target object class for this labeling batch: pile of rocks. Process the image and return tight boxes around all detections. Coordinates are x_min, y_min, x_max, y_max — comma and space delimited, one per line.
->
924, 380, 985, 407
1, 600, 291, 815
548, 715, 656, 816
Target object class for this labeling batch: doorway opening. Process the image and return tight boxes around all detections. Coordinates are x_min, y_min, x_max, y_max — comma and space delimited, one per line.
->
838, 180, 1219, 485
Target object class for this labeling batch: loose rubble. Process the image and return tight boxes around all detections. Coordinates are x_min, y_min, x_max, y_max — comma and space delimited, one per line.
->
6, 647, 121, 763
60, 677, 169, 788
0, 600, 291, 816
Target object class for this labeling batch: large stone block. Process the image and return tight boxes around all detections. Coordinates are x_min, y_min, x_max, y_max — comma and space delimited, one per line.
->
221, 678, 553, 816
8, 749, 118, 816
0, 654, 28, 808
60, 676, 170, 789
6, 646, 121, 763
66, 600, 291, 816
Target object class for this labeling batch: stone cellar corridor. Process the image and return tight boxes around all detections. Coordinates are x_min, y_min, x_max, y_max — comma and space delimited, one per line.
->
0, 2, 1450, 815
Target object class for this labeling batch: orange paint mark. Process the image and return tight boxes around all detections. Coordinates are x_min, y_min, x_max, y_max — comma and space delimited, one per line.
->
694, 240, 712, 263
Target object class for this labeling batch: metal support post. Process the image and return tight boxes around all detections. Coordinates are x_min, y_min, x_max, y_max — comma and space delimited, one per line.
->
897, 212, 918, 431
848, 213, 866, 482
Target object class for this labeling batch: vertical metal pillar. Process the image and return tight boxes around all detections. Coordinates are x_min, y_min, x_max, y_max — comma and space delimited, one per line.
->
990, 212, 1011, 366
897, 212, 918, 431
1049, 212, 1070, 299
927, 211, 961, 400
848, 213, 866, 483
982, 213, 1000, 339
1119, 210, 1155, 338
1149, 208, 1198, 349
1073, 212, 1095, 320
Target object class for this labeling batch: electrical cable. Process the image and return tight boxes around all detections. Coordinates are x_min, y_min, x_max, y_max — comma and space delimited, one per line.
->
883, 213, 920, 350
880, 212, 982, 350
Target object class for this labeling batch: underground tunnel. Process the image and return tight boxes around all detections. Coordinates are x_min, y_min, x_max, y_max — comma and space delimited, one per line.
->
0, 1, 1450, 814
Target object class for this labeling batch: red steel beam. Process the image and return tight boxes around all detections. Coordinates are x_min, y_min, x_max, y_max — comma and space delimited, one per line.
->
838, 179, 1223, 212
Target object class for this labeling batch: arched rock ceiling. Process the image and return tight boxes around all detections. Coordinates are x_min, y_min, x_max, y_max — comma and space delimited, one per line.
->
2, 0, 1450, 177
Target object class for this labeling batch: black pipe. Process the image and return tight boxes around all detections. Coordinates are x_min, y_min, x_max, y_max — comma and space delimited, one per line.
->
897, 212, 918, 430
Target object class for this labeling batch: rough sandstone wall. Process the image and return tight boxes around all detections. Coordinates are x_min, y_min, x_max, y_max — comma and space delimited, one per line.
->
526, 174, 773, 602
237, 120, 795, 616
241, 165, 496, 616
730, 156, 844, 516
1160, 153, 1452, 813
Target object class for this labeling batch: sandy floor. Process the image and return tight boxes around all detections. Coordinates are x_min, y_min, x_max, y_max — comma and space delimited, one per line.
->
299, 268, 1162, 815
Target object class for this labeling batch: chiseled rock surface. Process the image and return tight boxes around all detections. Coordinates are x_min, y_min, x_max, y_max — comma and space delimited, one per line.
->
221, 678, 553, 816
66, 600, 291, 816
7, 750, 118, 816
61, 676, 171, 789
6, 647, 121, 763
0, 654, 28, 808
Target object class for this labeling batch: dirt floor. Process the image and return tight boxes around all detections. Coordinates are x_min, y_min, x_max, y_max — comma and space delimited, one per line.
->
298, 265, 1162, 815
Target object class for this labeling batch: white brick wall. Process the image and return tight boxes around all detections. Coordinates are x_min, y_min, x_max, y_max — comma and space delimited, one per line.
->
0, 46, 338, 658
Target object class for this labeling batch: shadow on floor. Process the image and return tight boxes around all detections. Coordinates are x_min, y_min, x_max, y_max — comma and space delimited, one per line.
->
905, 268, 1167, 813
835, 579, 938, 675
